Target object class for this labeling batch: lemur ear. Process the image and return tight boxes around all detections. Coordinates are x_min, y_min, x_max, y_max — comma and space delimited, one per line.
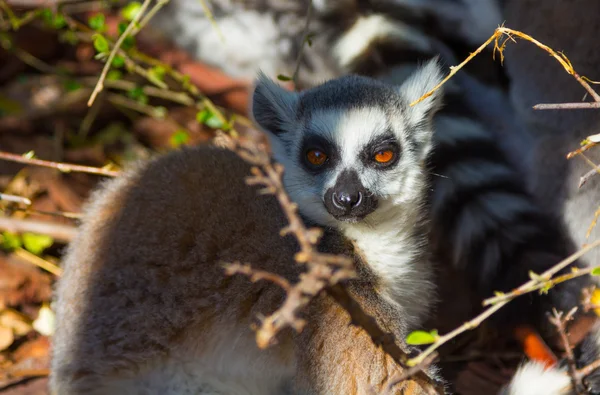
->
398, 58, 444, 128
251, 72, 299, 136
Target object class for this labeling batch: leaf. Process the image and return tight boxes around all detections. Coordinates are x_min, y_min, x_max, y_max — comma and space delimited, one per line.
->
127, 87, 148, 104
121, 2, 142, 22
21, 233, 54, 256
112, 55, 125, 68
0, 326, 14, 351
148, 66, 166, 83
277, 74, 292, 81
592, 267, 600, 276
406, 330, 438, 346
121, 35, 136, 51
92, 34, 109, 53
40, 9, 54, 25
52, 14, 66, 29
196, 109, 227, 129
63, 80, 82, 92
88, 13, 106, 32
107, 70, 123, 81
170, 130, 190, 148
1, 232, 21, 251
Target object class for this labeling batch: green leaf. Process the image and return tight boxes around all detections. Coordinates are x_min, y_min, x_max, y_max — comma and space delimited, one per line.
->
121, 35, 136, 51
127, 87, 148, 104
277, 74, 292, 81
111, 55, 125, 68
118, 22, 128, 35
406, 330, 438, 346
148, 66, 166, 82
22, 233, 54, 255
40, 9, 54, 25
88, 14, 106, 32
63, 80, 82, 92
52, 14, 66, 29
196, 109, 226, 129
592, 267, 600, 276
1, 232, 21, 251
121, 2, 142, 22
92, 34, 109, 53
59, 30, 79, 45
305, 33, 315, 46
107, 70, 123, 81
170, 130, 190, 148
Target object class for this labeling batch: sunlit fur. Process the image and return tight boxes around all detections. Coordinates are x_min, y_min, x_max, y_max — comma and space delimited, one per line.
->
500, 362, 571, 395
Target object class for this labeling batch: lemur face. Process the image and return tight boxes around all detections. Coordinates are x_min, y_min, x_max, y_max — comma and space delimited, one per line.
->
251, 60, 443, 227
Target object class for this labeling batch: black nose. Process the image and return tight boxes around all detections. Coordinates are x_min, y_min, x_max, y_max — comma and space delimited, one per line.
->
332, 190, 362, 210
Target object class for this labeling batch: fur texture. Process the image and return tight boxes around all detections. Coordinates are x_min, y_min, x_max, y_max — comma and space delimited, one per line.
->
144, 0, 502, 88
50, 65, 445, 394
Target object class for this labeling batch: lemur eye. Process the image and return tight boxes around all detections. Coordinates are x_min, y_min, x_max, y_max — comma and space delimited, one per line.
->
306, 149, 328, 166
374, 150, 394, 164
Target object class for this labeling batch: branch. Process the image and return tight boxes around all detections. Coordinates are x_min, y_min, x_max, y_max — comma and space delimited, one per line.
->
408, 239, 600, 367
0, 216, 77, 243
87, 0, 153, 106
0, 151, 119, 177
291, 0, 313, 89
534, 102, 600, 110
549, 308, 583, 395
483, 240, 600, 306
410, 26, 600, 107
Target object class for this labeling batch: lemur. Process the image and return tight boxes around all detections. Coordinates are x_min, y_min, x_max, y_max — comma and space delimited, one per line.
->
50, 62, 445, 394
105, 0, 599, 392
148, 0, 595, 344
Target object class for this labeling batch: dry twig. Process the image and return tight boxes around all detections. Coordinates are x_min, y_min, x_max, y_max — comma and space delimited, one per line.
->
409, 239, 600, 367
0, 151, 119, 177
0, 216, 77, 243
549, 308, 583, 395
410, 26, 600, 107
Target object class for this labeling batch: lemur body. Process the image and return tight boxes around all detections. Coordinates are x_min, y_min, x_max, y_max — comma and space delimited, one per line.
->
50, 63, 444, 394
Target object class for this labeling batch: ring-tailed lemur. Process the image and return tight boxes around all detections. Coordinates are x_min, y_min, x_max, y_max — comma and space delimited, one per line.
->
50, 62, 445, 394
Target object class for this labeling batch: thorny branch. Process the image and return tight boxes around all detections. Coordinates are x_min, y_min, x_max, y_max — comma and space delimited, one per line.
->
549, 308, 583, 395
215, 132, 442, 394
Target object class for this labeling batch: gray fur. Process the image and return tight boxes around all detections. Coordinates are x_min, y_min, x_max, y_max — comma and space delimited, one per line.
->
50, 64, 445, 394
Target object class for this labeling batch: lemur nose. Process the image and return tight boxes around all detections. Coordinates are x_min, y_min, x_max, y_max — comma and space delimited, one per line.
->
332, 191, 363, 210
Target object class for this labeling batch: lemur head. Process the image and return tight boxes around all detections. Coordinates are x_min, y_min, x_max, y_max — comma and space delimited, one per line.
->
251, 59, 444, 227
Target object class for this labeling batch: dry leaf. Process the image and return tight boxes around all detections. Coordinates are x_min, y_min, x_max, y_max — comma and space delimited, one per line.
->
0, 326, 14, 351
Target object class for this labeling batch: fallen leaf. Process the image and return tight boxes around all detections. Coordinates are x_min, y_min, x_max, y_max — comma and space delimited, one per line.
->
0, 326, 14, 351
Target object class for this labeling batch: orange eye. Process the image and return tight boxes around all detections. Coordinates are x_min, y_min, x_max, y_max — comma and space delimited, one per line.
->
374, 150, 394, 164
306, 149, 328, 166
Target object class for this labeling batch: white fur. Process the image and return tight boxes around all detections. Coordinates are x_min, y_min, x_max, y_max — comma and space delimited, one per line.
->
503, 362, 571, 395
333, 14, 432, 68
